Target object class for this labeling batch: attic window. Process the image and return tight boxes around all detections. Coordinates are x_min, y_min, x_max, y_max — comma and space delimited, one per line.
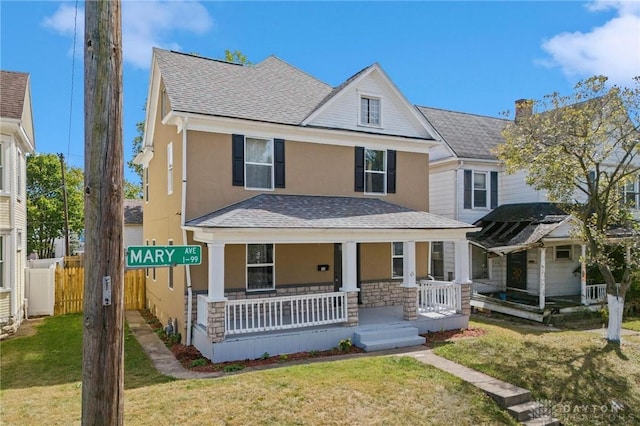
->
360, 95, 381, 126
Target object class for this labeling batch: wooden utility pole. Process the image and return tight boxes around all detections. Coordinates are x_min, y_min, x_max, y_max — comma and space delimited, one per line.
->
82, 1, 124, 424
58, 153, 70, 256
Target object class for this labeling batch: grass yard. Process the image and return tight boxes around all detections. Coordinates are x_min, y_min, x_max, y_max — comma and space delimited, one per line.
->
1, 314, 515, 425
623, 318, 640, 332
433, 316, 640, 426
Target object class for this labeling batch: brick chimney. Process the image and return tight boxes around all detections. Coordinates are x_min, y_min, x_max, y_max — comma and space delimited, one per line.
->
514, 98, 533, 122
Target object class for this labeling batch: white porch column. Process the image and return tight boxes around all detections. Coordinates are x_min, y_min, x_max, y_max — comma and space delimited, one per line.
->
580, 244, 587, 305
454, 239, 471, 284
207, 242, 226, 301
539, 247, 546, 309
340, 242, 358, 292
402, 241, 416, 287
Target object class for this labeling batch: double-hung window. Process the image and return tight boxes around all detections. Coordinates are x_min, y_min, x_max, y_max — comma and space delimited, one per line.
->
473, 172, 488, 208
623, 176, 639, 209
247, 244, 274, 291
392, 242, 403, 278
365, 149, 386, 194
360, 96, 381, 126
245, 137, 274, 190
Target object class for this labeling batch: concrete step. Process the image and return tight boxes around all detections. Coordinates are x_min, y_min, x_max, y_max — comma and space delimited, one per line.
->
358, 335, 426, 352
521, 415, 560, 426
507, 401, 547, 421
480, 381, 531, 408
353, 326, 421, 345
354, 326, 425, 352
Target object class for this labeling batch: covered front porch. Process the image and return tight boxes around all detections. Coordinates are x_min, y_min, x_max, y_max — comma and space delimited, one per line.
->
184, 194, 476, 362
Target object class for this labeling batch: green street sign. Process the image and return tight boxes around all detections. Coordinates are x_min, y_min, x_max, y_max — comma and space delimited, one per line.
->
126, 245, 202, 267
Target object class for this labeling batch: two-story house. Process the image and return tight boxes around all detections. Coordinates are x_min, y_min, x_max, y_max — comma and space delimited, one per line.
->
0, 70, 35, 336
418, 104, 638, 322
134, 49, 477, 362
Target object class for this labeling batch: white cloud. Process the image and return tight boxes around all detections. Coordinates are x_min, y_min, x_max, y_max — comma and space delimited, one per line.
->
42, 1, 213, 69
541, 1, 640, 86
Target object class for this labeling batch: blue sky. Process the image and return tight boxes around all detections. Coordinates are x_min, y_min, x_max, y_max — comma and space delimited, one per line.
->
1, 1, 639, 184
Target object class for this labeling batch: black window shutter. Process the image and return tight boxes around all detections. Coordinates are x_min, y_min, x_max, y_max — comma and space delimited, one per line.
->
354, 146, 364, 192
232, 134, 244, 186
274, 138, 285, 188
490, 171, 498, 209
387, 150, 396, 194
463, 170, 472, 209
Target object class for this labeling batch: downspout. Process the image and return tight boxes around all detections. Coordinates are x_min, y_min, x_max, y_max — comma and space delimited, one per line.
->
180, 117, 194, 346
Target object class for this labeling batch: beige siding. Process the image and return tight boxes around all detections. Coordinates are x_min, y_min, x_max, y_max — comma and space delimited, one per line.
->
429, 169, 456, 218
0, 196, 10, 229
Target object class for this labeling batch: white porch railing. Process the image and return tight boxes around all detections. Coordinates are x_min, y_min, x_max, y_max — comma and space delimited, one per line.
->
585, 284, 607, 305
197, 294, 209, 327
417, 280, 461, 313
225, 292, 347, 335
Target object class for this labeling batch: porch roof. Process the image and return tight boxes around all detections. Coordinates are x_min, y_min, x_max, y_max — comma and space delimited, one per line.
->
186, 194, 475, 230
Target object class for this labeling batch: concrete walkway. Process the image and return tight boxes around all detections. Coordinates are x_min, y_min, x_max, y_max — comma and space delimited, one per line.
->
126, 310, 558, 423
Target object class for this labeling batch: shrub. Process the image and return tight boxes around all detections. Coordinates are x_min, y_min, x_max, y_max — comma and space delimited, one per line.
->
338, 338, 352, 352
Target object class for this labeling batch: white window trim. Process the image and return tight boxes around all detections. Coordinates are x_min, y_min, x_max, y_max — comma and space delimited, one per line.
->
358, 93, 383, 128
244, 136, 275, 191
144, 167, 150, 203
554, 245, 573, 262
472, 170, 489, 210
167, 142, 173, 195
391, 242, 403, 279
16, 148, 23, 201
623, 176, 639, 210
364, 148, 387, 195
246, 243, 275, 292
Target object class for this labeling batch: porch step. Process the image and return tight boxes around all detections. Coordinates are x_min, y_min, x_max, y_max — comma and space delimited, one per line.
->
353, 326, 425, 352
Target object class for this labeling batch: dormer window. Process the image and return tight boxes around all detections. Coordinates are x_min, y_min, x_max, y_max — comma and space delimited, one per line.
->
360, 95, 381, 126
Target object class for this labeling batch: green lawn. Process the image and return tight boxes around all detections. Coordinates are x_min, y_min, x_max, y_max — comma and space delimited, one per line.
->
433, 316, 640, 426
623, 318, 640, 332
1, 314, 515, 425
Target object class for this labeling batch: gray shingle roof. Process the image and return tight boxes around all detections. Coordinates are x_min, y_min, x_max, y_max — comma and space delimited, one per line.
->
186, 194, 474, 230
0, 70, 29, 120
155, 49, 333, 125
124, 199, 143, 225
417, 106, 509, 160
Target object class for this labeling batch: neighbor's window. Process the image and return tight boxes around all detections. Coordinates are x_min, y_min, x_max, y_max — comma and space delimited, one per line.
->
555, 245, 573, 261
167, 142, 173, 195
0, 145, 4, 191
245, 137, 273, 190
247, 244, 274, 291
473, 171, 488, 208
17, 149, 23, 199
365, 148, 386, 194
623, 177, 639, 209
392, 242, 403, 278
360, 96, 381, 126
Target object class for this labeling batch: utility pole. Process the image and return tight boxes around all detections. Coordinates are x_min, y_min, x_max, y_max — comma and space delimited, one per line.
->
58, 153, 70, 256
82, 1, 124, 425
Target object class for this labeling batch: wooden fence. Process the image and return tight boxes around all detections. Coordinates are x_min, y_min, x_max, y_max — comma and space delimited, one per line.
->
54, 267, 146, 315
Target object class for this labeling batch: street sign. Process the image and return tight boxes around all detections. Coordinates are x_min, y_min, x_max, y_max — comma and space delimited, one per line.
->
126, 245, 202, 267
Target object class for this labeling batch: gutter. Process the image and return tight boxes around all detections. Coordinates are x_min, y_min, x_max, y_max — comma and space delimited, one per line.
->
179, 117, 194, 346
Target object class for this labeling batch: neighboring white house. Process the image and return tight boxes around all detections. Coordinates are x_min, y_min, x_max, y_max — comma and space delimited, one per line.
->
124, 199, 143, 248
418, 103, 639, 321
0, 70, 36, 336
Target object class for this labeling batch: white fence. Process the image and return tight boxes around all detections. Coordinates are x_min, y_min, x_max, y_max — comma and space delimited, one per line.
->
585, 284, 607, 305
417, 281, 461, 313
225, 292, 347, 335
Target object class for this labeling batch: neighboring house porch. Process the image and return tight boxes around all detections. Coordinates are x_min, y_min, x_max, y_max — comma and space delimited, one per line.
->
184, 194, 475, 362
468, 203, 608, 322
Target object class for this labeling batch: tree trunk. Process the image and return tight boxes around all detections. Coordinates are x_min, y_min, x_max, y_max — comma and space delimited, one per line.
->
82, 1, 124, 425
606, 294, 625, 342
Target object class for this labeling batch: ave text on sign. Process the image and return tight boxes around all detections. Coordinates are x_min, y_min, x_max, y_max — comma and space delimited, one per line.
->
126, 245, 202, 267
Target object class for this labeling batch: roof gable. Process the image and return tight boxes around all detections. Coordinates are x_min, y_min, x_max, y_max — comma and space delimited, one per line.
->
303, 64, 438, 140
0, 70, 35, 152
